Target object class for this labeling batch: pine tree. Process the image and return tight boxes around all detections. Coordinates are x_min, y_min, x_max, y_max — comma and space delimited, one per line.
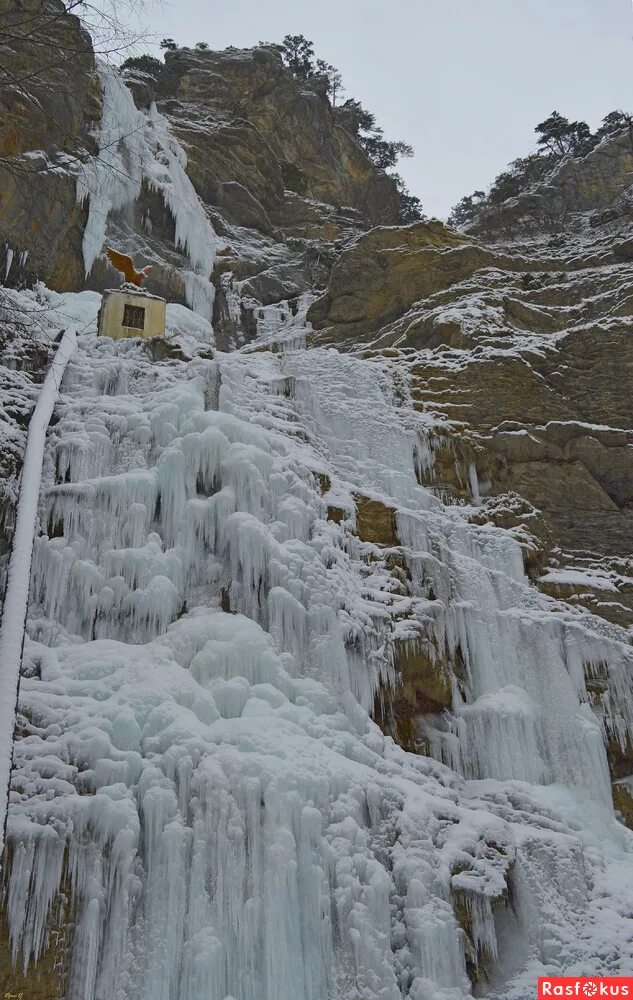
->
595, 110, 633, 142
391, 174, 424, 222
280, 34, 315, 79
120, 54, 164, 78
448, 191, 485, 228
315, 59, 344, 105
535, 111, 593, 157
535, 112, 573, 155
333, 100, 413, 169
334, 99, 376, 135
160, 38, 177, 52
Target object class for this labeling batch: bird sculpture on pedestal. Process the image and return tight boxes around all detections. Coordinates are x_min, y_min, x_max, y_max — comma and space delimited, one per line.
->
106, 247, 153, 287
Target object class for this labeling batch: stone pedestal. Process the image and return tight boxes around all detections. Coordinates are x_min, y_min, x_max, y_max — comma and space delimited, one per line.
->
98, 286, 166, 340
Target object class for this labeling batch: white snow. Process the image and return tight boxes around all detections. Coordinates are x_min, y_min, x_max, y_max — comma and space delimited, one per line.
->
540, 567, 619, 592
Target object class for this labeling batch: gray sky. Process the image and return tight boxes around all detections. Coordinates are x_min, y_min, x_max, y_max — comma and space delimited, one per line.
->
132, 0, 632, 218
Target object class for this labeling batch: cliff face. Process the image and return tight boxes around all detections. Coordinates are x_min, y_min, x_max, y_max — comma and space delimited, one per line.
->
148, 45, 402, 345
160, 45, 402, 229
305, 142, 633, 824
308, 166, 633, 622
0, 0, 99, 290
3, 10, 633, 999
2, 26, 403, 348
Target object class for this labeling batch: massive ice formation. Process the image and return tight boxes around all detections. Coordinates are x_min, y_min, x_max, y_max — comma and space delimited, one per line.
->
2, 286, 633, 1000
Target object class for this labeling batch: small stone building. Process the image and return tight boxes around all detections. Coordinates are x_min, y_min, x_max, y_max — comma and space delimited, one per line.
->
98, 286, 166, 340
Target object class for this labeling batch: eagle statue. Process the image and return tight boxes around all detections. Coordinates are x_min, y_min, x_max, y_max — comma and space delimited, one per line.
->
106, 247, 153, 287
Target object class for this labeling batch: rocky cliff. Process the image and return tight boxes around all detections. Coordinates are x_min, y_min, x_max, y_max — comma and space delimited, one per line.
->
305, 138, 633, 824
2, 11, 403, 347
0, 0, 100, 289
2, 6, 633, 999
308, 214, 633, 605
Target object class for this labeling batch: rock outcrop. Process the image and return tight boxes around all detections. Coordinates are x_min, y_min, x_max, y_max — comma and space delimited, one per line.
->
469, 129, 633, 237
159, 46, 402, 230
129, 46, 401, 343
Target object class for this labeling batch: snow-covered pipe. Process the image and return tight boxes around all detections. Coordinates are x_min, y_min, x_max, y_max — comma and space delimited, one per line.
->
0, 326, 78, 850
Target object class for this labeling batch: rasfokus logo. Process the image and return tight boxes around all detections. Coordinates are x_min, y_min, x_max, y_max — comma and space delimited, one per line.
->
538, 979, 633, 998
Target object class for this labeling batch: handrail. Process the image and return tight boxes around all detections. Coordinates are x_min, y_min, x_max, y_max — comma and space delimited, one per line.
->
0, 325, 78, 852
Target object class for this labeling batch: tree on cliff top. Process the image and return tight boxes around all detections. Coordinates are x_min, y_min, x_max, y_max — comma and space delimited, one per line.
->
594, 110, 633, 144
314, 59, 343, 106
120, 53, 164, 77
535, 111, 594, 157
280, 34, 315, 79
449, 107, 633, 230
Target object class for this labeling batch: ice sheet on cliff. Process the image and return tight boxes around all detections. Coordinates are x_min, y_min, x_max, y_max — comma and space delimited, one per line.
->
1, 287, 633, 1000
76, 69, 221, 321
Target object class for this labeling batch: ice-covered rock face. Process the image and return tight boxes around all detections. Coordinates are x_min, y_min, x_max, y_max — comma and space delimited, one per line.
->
4, 288, 633, 1000
76, 69, 222, 321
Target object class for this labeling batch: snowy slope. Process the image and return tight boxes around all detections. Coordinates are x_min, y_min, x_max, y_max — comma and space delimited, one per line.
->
2, 286, 633, 1000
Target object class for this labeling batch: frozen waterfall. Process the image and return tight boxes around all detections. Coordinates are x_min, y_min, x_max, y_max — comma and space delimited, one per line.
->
2, 285, 633, 1000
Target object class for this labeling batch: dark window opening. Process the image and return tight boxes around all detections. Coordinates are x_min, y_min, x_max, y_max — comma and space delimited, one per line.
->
122, 304, 145, 330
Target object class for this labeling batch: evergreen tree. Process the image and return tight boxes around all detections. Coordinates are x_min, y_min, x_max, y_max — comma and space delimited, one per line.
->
448, 191, 485, 228
120, 54, 164, 78
160, 38, 177, 52
334, 100, 413, 169
334, 98, 376, 135
362, 135, 413, 169
391, 173, 424, 222
595, 110, 633, 142
315, 59, 344, 105
280, 34, 315, 79
535, 111, 574, 155
535, 111, 593, 157
570, 120, 597, 156
195, 42, 210, 51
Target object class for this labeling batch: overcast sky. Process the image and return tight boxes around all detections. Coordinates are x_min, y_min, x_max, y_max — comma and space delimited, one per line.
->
131, 0, 632, 218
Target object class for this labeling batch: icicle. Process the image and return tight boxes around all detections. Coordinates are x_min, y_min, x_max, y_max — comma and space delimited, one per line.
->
4, 245, 14, 281
467, 461, 481, 505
